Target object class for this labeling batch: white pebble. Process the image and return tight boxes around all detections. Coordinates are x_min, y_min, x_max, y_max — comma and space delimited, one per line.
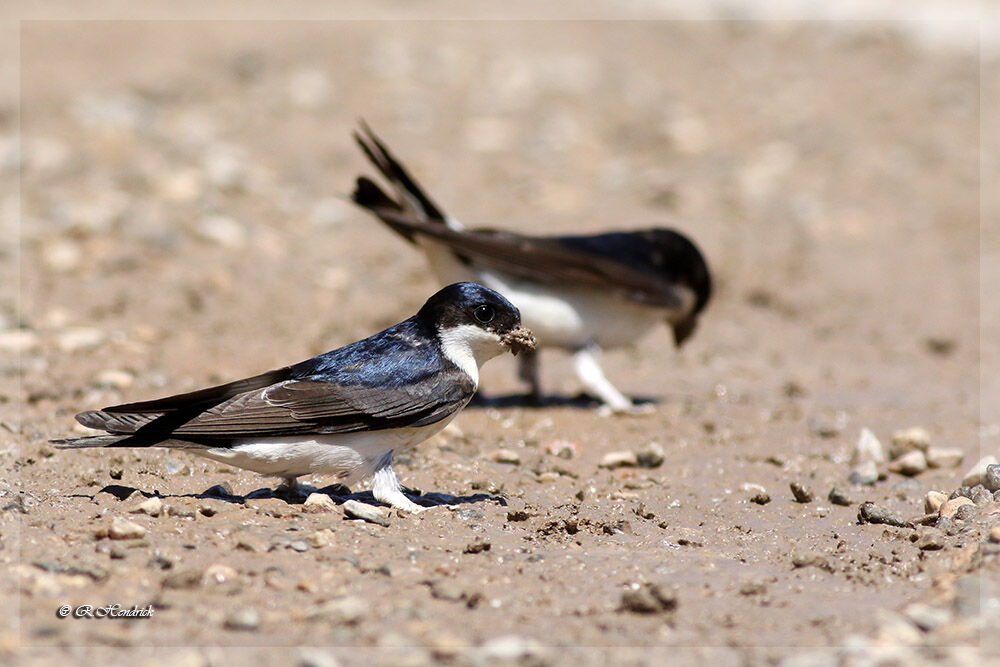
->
132, 497, 163, 517
890, 426, 932, 459
924, 491, 947, 514
599, 451, 639, 469
96, 369, 134, 389
962, 455, 999, 487
303, 493, 337, 513
42, 240, 83, 273
852, 428, 886, 465
204, 563, 239, 585
109, 517, 147, 540
0, 329, 39, 352
887, 450, 927, 476
925, 447, 964, 469
56, 327, 105, 352
493, 449, 521, 465
193, 215, 248, 248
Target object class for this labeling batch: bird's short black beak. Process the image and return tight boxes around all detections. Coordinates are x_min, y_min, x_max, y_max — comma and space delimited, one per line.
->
671, 316, 698, 348
501, 326, 536, 356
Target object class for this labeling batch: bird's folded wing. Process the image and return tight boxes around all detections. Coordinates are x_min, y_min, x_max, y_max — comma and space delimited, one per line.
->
79, 376, 471, 441
365, 209, 685, 308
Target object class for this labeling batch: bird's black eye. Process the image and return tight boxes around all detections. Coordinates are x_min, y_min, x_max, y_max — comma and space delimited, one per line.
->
473, 304, 495, 324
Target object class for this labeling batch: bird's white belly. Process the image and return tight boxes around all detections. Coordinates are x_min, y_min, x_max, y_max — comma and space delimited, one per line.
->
421, 242, 664, 349
189, 419, 452, 482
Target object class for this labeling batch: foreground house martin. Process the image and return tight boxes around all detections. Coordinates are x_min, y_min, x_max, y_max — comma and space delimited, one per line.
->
350, 123, 712, 413
53, 282, 535, 512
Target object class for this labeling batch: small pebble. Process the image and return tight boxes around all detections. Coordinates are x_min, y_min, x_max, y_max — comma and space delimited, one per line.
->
56, 327, 105, 352
203, 564, 239, 585
984, 464, 1000, 492
903, 602, 951, 631
95, 369, 134, 390
889, 427, 931, 459
342, 499, 390, 526
962, 456, 999, 487
42, 239, 82, 273
224, 607, 260, 631
924, 491, 948, 514
953, 504, 977, 522
309, 597, 366, 625
162, 569, 203, 590
303, 493, 338, 513
0, 329, 40, 353
288, 540, 310, 553
463, 538, 491, 554
857, 502, 907, 527
132, 497, 163, 517
925, 447, 964, 469
914, 530, 944, 550
990, 526, 1000, 543
848, 461, 879, 486
852, 428, 886, 465
545, 440, 579, 459
750, 492, 771, 505
939, 496, 974, 519
599, 451, 638, 469
620, 582, 677, 614
235, 537, 266, 553
493, 449, 521, 465
636, 442, 665, 468
790, 482, 814, 503
971, 486, 993, 505
888, 450, 927, 477
193, 215, 248, 248
305, 529, 334, 549
950, 486, 973, 500
828, 487, 852, 506
109, 517, 147, 540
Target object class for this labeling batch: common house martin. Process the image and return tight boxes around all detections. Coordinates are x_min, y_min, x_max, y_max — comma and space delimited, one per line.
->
350, 123, 711, 413
53, 282, 535, 512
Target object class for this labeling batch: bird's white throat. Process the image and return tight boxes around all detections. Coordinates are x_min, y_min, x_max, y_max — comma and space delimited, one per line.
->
437, 324, 504, 387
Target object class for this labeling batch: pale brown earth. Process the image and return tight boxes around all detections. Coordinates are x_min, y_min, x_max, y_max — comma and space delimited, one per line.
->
3, 10, 999, 667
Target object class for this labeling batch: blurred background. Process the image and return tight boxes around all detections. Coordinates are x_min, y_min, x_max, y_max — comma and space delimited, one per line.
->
7, 14, 988, 410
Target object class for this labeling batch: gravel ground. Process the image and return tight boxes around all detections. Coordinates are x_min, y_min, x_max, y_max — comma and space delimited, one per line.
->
4, 9, 998, 666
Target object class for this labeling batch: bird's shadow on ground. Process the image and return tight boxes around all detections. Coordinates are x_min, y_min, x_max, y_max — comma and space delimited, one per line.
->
87, 482, 504, 510
468, 392, 659, 410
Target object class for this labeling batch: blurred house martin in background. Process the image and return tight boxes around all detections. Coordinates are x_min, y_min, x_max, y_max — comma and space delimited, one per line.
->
351, 122, 711, 414
53, 282, 535, 512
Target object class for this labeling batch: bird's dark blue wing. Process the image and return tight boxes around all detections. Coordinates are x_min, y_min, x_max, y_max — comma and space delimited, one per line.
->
73, 318, 474, 445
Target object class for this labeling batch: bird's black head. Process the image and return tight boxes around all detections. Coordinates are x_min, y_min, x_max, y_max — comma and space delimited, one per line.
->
640, 229, 712, 347
418, 282, 536, 358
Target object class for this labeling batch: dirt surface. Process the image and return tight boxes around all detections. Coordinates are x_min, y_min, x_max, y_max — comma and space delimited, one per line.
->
4, 12, 999, 666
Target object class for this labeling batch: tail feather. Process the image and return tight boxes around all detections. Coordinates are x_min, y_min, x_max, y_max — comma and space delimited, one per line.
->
51, 435, 137, 449
353, 120, 451, 224
352, 177, 418, 244
76, 409, 158, 434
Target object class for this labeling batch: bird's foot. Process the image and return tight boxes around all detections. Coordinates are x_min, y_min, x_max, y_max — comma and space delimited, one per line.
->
597, 401, 656, 418
274, 477, 309, 498
378, 489, 428, 514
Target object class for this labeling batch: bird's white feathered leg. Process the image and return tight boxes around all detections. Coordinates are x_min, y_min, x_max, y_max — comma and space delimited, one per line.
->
371, 450, 425, 512
572, 344, 635, 415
